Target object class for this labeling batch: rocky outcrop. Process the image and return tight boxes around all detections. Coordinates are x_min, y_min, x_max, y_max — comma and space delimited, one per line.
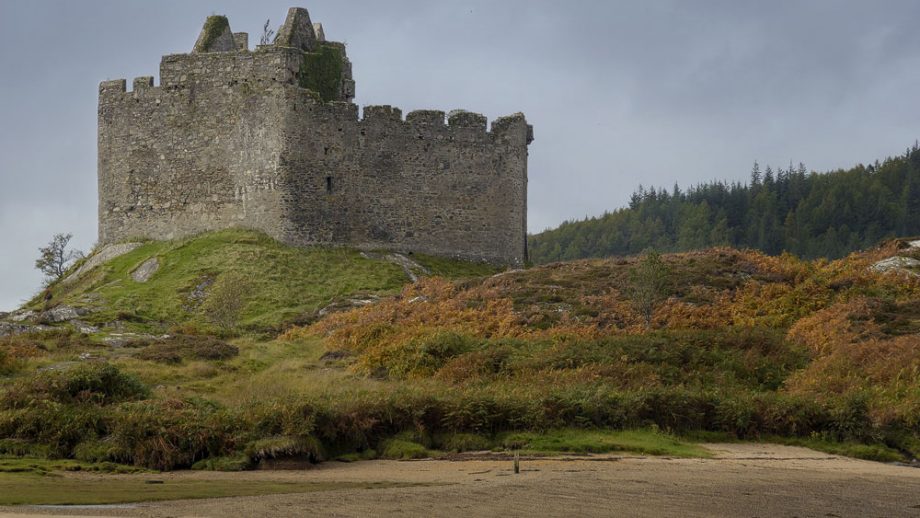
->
62, 242, 141, 285
359, 252, 430, 283
132, 257, 160, 282
871, 256, 920, 276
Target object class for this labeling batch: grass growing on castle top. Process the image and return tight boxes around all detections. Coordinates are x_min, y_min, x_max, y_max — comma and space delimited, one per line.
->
299, 43, 344, 102
194, 15, 230, 53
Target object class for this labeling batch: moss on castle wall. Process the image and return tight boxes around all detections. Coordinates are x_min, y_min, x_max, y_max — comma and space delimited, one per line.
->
194, 15, 230, 53
298, 44, 343, 103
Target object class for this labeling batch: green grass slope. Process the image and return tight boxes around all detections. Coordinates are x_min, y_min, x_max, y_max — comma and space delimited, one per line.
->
32, 229, 497, 332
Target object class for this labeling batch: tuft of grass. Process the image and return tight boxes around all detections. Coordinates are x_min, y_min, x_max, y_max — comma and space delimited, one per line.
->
246, 435, 324, 463
191, 454, 253, 471
412, 253, 503, 279
763, 436, 906, 463
435, 432, 493, 453
379, 438, 432, 460
335, 449, 378, 462
497, 429, 711, 458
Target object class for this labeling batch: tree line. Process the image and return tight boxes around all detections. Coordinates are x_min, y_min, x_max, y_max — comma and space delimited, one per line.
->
529, 144, 920, 263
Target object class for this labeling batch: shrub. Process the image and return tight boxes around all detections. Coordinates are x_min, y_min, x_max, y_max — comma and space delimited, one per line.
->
135, 335, 238, 364
379, 437, 429, 459
73, 439, 123, 463
109, 399, 239, 470
245, 435, 324, 463
435, 432, 492, 452
0, 349, 20, 376
191, 454, 253, 471
1, 363, 148, 409
0, 403, 109, 457
200, 271, 252, 331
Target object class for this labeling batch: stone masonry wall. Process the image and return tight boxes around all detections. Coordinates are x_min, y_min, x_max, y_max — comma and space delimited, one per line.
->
98, 8, 531, 265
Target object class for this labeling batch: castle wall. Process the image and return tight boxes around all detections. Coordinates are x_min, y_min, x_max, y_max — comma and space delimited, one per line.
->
278, 96, 530, 264
98, 49, 298, 244
98, 10, 531, 265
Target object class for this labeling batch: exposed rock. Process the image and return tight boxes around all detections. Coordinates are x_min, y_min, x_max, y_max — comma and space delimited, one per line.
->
359, 252, 432, 283
71, 321, 100, 334
871, 256, 920, 276
408, 296, 429, 304
188, 277, 214, 303
62, 242, 141, 285
41, 305, 88, 323
102, 333, 168, 348
132, 257, 160, 282
38, 361, 79, 372
909, 240, 920, 249
10, 310, 35, 322
317, 295, 380, 317
491, 269, 524, 279
0, 321, 28, 337
1, 322, 54, 336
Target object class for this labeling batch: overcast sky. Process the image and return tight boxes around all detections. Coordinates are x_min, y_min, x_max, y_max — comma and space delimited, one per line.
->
2, 0, 920, 310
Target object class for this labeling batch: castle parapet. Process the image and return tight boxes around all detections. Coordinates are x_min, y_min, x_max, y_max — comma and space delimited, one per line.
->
363, 105, 403, 122
132, 76, 154, 92
99, 79, 126, 96
448, 110, 488, 130
406, 110, 446, 127
491, 112, 534, 145
233, 33, 249, 51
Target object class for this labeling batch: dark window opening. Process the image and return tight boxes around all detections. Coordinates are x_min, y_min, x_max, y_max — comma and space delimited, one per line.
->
325, 176, 333, 193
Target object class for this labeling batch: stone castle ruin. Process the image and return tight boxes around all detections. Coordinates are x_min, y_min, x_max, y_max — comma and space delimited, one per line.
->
98, 7, 532, 265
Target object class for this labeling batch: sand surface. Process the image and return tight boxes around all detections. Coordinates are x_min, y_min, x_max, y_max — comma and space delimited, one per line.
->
2, 443, 920, 518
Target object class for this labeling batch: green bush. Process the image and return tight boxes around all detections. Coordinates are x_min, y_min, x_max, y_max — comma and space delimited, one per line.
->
0, 403, 108, 457
379, 438, 429, 459
1, 363, 148, 408
0, 349, 20, 376
435, 432, 493, 452
135, 335, 238, 364
245, 435, 324, 463
109, 399, 239, 470
73, 439, 123, 463
191, 454, 253, 471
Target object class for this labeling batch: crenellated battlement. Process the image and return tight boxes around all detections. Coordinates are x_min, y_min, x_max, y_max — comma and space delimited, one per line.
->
98, 7, 532, 265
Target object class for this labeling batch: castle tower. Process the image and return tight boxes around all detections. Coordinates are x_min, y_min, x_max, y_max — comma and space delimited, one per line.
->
98, 7, 532, 265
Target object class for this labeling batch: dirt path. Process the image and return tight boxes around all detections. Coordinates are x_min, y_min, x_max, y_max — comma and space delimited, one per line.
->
2, 443, 920, 518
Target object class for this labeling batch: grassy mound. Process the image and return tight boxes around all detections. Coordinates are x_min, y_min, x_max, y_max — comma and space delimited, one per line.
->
34, 229, 496, 332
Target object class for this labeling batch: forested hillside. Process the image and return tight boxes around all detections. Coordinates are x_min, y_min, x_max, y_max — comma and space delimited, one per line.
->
529, 145, 920, 263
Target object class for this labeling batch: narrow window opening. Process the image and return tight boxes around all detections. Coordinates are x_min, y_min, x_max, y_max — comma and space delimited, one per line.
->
325, 176, 333, 193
